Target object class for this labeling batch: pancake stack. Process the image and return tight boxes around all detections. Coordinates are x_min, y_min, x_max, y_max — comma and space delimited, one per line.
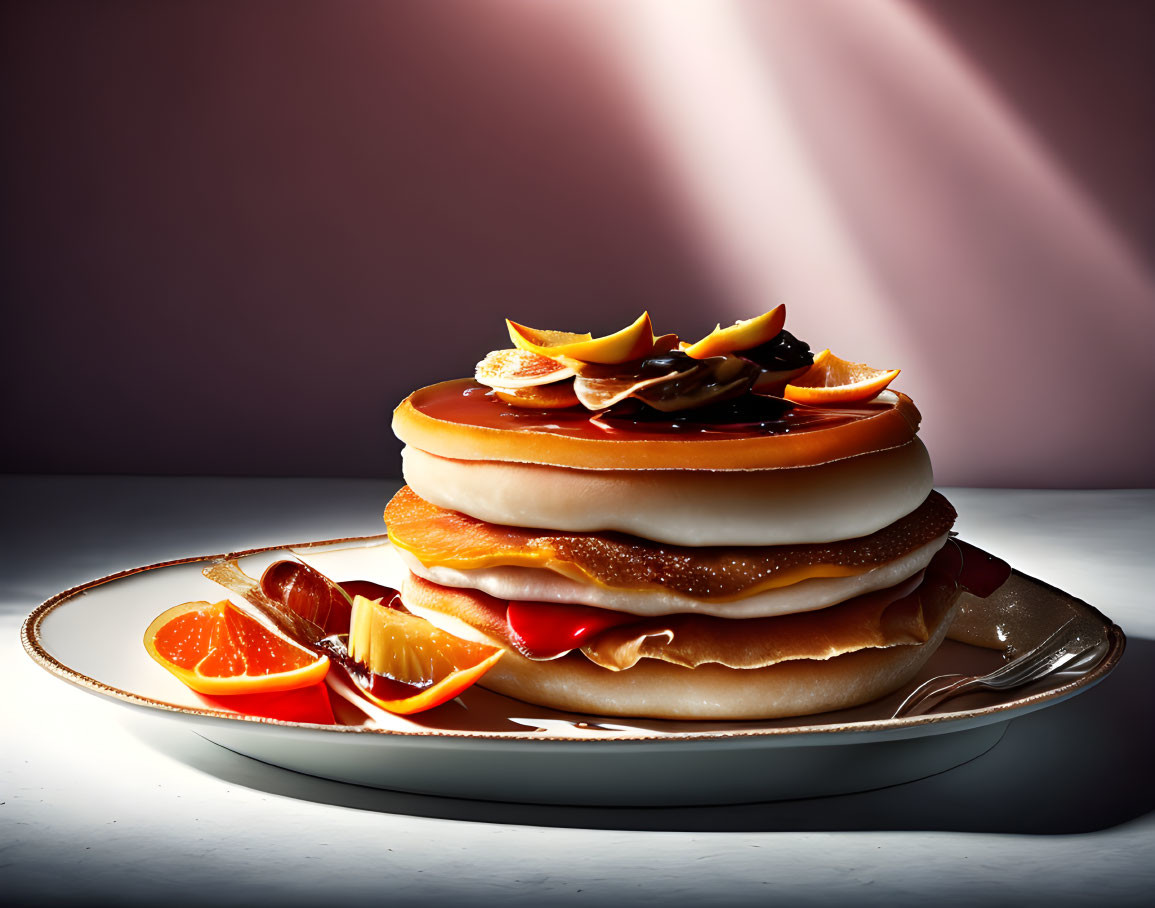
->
386, 311, 962, 719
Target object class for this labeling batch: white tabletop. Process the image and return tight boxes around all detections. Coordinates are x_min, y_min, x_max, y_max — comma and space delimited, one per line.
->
4, 476, 1153, 906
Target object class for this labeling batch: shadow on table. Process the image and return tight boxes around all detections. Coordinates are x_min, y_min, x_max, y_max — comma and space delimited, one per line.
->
129, 638, 1155, 835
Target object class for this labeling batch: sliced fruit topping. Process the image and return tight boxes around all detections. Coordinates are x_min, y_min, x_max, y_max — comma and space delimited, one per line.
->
260, 559, 354, 637
346, 594, 503, 714
144, 599, 330, 695
507, 312, 655, 365
203, 559, 341, 645
495, 383, 581, 409
573, 351, 756, 412
479, 309, 905, 415
683, 305, 786, 359
734, 329, 816, 395
506, 600, 636, 660
572, 367, 686, 411
738, 328, 814, 371
475, 348, 575, 390
650, 332, 682, 355
751, 365, 812, 397
784, 349, 900, 403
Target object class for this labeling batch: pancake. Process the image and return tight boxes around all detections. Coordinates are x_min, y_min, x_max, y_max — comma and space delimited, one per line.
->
394, 536, 948, 619
476, 614, 956, 720
386, 485, 956, 606
400, 437, 934, 546
393, 379, 921, 471
380, 309, 963, 719
400, 541, 962, 719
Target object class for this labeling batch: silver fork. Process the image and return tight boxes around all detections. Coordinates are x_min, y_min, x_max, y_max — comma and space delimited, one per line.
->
892, 618, 1109, 719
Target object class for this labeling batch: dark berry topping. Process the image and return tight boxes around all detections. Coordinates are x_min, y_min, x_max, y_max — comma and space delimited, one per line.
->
739, 330, 813, 371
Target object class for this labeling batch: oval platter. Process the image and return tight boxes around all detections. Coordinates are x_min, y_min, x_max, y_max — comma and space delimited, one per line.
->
22, 536, 1124, 806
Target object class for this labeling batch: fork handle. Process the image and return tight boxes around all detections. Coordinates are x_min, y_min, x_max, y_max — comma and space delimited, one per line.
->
891, 674, 969, 718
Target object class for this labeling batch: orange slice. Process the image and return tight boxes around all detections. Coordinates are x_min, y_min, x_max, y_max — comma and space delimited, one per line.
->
506, 312, 655, 364
784, 349, 900, 403
347, 594, 503, 714
475, 348, 574, 390
683, 305, 785, 359
144, 599, 329, 695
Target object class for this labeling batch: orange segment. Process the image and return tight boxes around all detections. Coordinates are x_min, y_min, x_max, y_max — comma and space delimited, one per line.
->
346, 595, 503, 714
506, 312, 655, 364
683, 305, 786, 359
144, 599, 329, 695
784, 349, 900, 403
475, 348, 574, 390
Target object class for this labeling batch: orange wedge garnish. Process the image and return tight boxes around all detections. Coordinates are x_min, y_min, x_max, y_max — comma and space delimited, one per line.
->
347, 595, 503, 714
144, 599, 329, 695
683, 305, 786, 359
475, 348, 575, 389
784, 349, 900, 403
507, 312, 655, 364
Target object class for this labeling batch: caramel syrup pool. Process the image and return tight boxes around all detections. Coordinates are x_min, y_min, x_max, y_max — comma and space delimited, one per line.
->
419, 380, 887, 441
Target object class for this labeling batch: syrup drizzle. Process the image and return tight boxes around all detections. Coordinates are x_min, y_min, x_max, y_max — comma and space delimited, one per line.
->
423, 381, 885, 441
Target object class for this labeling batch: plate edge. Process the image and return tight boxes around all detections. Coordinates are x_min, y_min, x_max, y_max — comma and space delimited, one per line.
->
20, 537, 1126, 744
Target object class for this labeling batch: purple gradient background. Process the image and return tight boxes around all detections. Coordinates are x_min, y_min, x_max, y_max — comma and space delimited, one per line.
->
2, 0, 1153, 485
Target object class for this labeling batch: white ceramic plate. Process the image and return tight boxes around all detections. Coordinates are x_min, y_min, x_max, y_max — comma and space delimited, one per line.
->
22, 536, 1123, 806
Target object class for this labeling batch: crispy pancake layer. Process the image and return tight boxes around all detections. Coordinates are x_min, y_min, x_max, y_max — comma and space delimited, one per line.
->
386, 486, 957, 602
395, 536, 948, 618
401, 542, 961, 671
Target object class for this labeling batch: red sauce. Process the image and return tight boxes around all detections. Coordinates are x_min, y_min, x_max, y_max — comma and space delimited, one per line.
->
506, 600, 637, 660
417, 380, 887, 443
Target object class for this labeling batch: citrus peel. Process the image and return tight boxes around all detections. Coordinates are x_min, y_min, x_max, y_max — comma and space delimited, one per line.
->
785, 349, 900, 403
506, 312, 655, 364
683, 305, 786, 359
346, 594, 503, 714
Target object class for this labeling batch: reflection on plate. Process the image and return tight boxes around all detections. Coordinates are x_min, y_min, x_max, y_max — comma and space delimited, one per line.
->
22, 536, 1123, 806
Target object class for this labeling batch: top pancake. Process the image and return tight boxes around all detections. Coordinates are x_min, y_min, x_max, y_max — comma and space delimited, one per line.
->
393, 379, 922, 471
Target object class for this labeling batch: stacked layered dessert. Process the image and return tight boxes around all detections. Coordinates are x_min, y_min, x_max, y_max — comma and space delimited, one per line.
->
386, 309, 962, 719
